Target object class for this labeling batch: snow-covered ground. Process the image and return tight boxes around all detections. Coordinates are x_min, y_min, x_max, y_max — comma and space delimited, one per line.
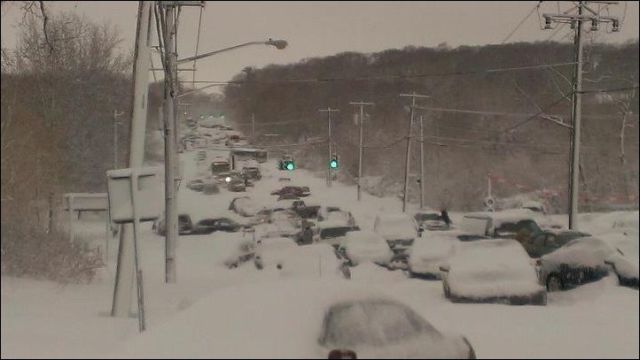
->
2, 143, 638, 358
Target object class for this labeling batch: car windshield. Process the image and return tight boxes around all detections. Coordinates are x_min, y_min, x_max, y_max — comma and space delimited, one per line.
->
320, 227, 353, 239
322, 300, 438, 347
197, 219, 216, 227
415, 213, 441, 222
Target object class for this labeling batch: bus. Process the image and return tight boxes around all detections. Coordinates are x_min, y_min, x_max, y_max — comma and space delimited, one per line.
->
230, 148, 268, 169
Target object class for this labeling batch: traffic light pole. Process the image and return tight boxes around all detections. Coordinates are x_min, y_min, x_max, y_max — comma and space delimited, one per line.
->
349, 101, 374, 201
319, 108, 340, 187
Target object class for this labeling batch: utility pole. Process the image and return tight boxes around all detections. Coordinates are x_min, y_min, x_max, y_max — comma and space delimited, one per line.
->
251, 113, 256, 140
162, 3, 178, 284
419, 115, 425, 209
542, 1, 620, 229
399, 92, 429, 213
349, 101, 374, 201
319, 107, 340, 187
112, 0, 153, 318
113, 110, 124, 169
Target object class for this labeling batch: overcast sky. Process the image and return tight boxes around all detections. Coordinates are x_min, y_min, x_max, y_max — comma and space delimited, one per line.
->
2, 1, 638, 92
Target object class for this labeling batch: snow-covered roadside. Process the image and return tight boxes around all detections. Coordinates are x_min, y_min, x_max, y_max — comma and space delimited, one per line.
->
2, 150, 638, 358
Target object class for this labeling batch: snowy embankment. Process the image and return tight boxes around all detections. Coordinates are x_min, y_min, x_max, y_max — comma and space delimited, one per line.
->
2, 150, 639, 358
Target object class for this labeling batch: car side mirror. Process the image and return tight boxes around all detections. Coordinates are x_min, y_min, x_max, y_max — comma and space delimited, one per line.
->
439, 265, 450, 273
328, 349, 357, 359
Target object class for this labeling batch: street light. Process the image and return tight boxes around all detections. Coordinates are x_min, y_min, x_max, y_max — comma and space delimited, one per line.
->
176, 38, 288, 65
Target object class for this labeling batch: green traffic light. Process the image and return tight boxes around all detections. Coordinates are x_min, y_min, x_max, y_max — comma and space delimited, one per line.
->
286, 162, 295, 171
330, 159, 338, 169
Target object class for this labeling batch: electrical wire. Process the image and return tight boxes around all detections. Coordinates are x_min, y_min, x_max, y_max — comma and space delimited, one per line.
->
189, 62, 579, 85
501, 1, 541, 44
580, 86, 640, 94
499, 90, 574, 134
192, 4, 204, 87
153, 3, 167, 72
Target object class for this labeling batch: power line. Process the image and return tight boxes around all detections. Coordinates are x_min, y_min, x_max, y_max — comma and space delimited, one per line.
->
580, 86, 639, 94
191, 4, 203, 86
499, 91, 574, 134
501, 2, 541, 44
190, 62, 579, 85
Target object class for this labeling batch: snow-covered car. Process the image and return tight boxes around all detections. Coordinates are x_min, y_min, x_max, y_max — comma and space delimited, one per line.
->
373, 213, 421, 254
519, 229, 591, 258
191, 217, 243, 234
317, 206, 345, 222
408, 231, 459, 279
337, 231, 394, 267
271, 185, 311, 197
414, 211, 450, 231
255, 221, 300, 241
269, 209, 300, 227
602, 231, 639, 289
253, 241, 350, 280
228, 197, 262, 217
440, 239, 546, 305
186, 179, 205, 192
227, 178, 246, 192
152, 213, 194, 236
225, 135, 249, 147
240, 165, 262, 181
461, 209, 547, 238
314, 221, 361, 247
117, 280, 476, 358
324, 210, 356, 227
536, 236, 638, 291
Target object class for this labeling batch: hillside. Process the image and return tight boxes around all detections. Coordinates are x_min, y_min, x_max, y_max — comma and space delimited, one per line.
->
222, 41, 639, 212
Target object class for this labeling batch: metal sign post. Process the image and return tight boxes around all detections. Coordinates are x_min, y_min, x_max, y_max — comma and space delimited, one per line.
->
107, 166, 161, 332
129, 169, 146, 332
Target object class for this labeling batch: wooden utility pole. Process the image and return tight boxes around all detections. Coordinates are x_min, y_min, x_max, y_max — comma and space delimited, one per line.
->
162, 3, 178, 284
399, 92, 429, 212
542, 1, 620, 229
349, 101, 374, 201
419, 115, 425, 209
113, 110, 124, 169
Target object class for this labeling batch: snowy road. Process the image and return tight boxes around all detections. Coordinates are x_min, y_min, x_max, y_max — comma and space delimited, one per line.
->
2, 150, 638, 358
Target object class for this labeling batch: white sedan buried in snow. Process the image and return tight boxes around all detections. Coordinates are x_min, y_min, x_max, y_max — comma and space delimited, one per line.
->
408, 231, 460, 280
337, 231, 394, 267
440, 239, 547, 305
117, 280, 476, 359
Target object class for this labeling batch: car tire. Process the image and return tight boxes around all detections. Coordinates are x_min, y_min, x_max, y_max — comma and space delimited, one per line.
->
546, 273, 564, 291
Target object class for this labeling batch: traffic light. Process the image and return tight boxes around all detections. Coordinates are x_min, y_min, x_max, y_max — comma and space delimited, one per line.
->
280, 159, 295, 171
329, 155, 338, 169
285, 161, 295, 171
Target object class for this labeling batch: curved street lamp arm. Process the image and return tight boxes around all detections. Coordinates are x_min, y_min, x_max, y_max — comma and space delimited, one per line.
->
177, 39, 286, 65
